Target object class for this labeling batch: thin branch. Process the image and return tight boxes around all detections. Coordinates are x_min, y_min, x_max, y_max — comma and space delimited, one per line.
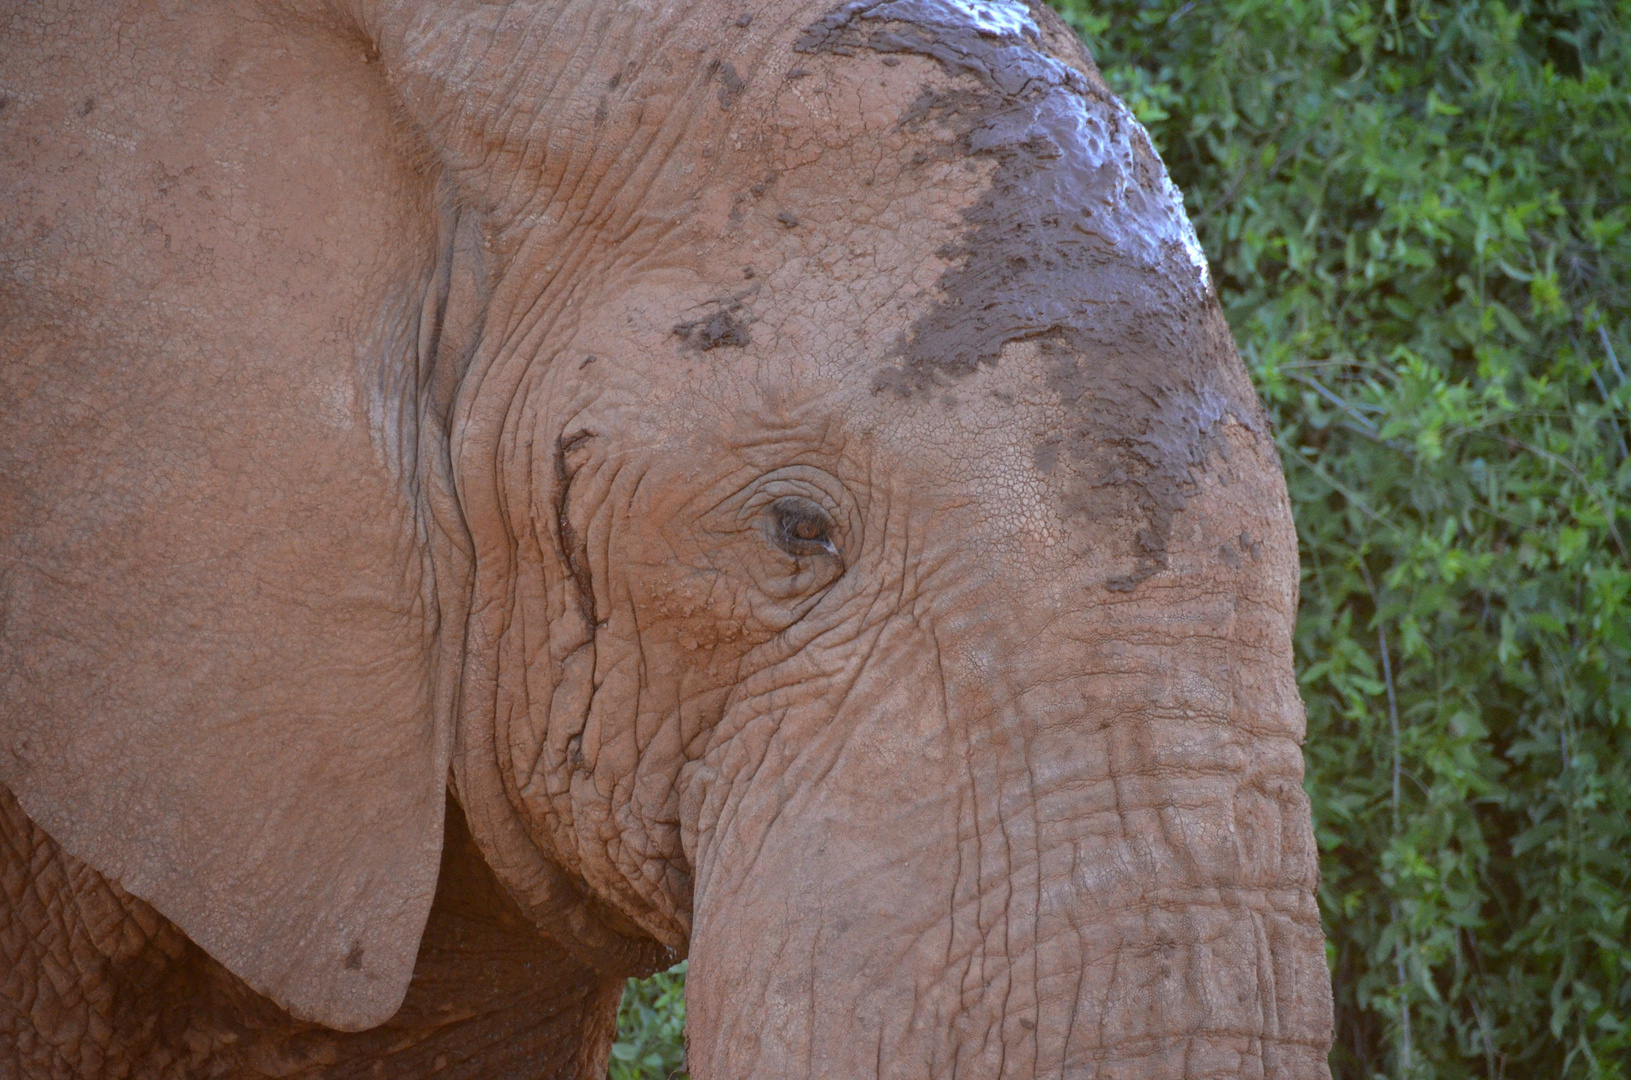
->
1287, 374, 1419, 453
1397, 944, 1414, 1072
1586, 368, 1628, 462
1199, 111, 1325, 222
1198, 116, 1295, 222
1360, 564, 1404, 834
1600, 325, 1626, 387
1289, 372, 1382, 434
1379, 622, 1402, 834
1362, 560, 1411, 1075
1276, 434, 1396, 531
1464, 932, 1504, 1080
1496, 435, 1628, 560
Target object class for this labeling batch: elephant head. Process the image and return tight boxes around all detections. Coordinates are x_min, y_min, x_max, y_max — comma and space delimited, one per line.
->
0, 0, 1333, 1075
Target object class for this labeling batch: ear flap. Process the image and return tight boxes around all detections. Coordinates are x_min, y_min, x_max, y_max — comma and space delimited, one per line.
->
0, 13, 472, 1030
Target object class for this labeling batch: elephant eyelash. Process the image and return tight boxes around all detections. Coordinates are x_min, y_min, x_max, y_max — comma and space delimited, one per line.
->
768, 496, 839, 559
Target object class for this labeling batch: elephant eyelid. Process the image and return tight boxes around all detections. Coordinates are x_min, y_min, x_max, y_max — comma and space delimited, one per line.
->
768, 496, 840, 559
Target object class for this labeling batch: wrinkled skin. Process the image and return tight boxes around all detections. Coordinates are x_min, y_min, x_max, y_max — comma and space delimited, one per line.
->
0, 0, 1334, 1076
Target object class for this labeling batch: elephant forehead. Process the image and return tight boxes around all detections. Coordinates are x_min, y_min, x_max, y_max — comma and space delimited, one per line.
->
532, 0, 1214, 381
526, 0, 1276, 596
683, 1, 1247, 450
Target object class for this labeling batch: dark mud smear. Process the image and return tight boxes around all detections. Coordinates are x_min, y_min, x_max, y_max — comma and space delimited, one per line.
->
798, 0, 1262, 590
714, 59, 746, 109
674, 308, 751, 349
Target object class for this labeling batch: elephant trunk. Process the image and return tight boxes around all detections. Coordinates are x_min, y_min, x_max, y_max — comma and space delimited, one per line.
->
680, 584, 1333, 1079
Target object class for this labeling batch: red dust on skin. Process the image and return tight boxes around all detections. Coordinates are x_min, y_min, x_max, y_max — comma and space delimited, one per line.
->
0, 0, 1332, 1076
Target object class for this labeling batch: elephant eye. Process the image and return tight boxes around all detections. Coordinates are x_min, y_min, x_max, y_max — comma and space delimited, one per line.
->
769, 497, 838, 558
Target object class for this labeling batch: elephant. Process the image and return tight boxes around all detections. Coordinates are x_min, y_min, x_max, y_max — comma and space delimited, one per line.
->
0, 0, 1335, 1075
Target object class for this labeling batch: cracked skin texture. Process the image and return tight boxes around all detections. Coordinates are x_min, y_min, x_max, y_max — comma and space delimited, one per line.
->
0, 0, 1333, 1077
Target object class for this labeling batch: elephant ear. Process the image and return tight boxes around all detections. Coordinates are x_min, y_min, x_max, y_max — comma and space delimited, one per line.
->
0, 14, 475, 1031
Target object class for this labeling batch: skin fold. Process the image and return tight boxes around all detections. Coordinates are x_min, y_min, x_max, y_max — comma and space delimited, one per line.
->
0, 0, 1335, 1076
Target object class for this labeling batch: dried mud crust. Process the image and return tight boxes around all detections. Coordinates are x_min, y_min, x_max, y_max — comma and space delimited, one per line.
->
797, 0, 1266, 590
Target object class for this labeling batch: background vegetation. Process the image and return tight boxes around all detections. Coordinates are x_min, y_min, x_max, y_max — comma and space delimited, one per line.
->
609, 962, 687, 1080
610, 1, 1631, 1075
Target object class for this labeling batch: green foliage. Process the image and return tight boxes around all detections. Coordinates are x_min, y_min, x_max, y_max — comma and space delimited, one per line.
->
609, 962, 688, 1080
1049, 0, 1631, 1075
611, 2, 1631, 1076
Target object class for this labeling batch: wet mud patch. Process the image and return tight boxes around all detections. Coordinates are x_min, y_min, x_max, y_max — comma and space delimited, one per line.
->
798, 0, 1260, 589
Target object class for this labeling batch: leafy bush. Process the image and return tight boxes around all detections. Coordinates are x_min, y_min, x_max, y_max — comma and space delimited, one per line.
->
609, 962, 688, 1080
611, 2, 1631, 1076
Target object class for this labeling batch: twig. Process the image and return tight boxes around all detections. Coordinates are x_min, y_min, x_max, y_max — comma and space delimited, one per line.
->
1289, 372, 1381, 434
1379, 622, 1401, 833
1496, 435, 1628, 560
1287, 373, 1415, 452
1199, 112, 1319, 222
1397, 944, 1414, 1072
1600, 325, 1626, 387
1464, 932, 1504, 1079
1577, 329, 1630, 461
1275, 433, 1395, 530
1362, 563, 1411, 1073
1383, 627, 1413, 1074
1588, 369, 1628, 461
1361, 564, 1404, 833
